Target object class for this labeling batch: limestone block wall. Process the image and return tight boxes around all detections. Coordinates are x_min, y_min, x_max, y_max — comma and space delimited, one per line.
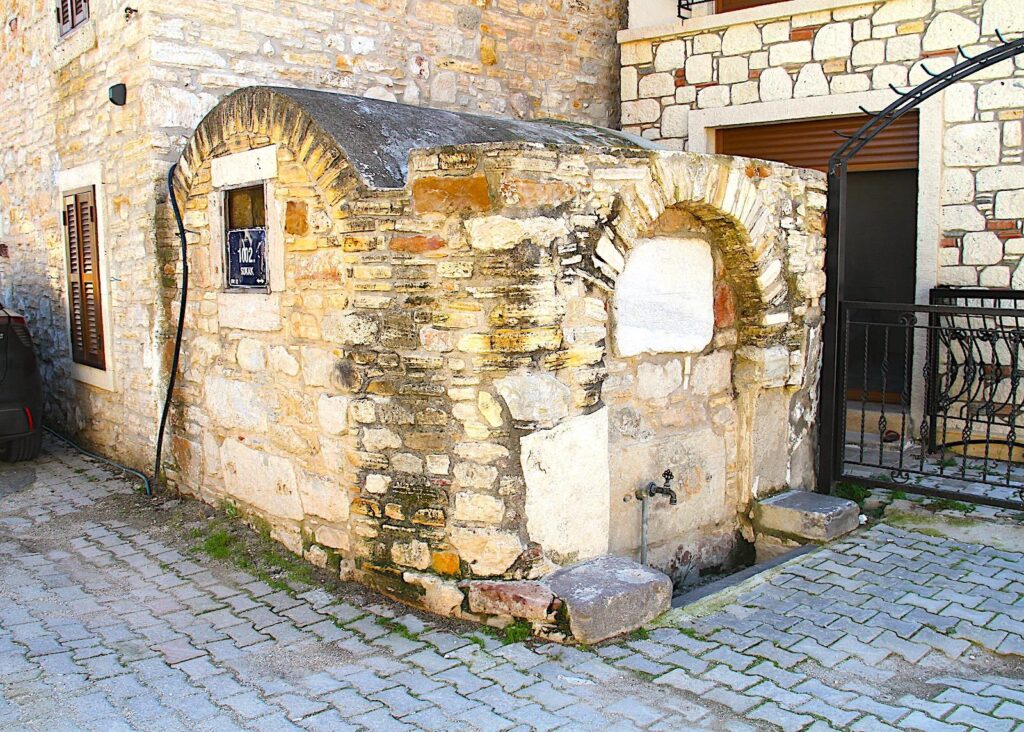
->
0, 0, 162, 468
146, 0, 626, 163
619, 0, 1024, 289
169, 88, 825, 624
0, 0, 625, 470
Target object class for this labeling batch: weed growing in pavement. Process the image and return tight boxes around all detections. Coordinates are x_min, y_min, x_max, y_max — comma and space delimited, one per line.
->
629, 627, 650, 642
376, 617, 420, 641
926, 498, 976, 514
501, 620, 532, 645
834, 481, 871, 506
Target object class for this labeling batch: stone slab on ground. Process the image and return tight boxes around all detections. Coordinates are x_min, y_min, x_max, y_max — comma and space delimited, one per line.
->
754, 489, 860, 542
543, 555, 672, 643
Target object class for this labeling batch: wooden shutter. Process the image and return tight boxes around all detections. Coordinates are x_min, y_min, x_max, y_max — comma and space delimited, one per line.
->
716, 113, 920, 173
57, 0, 73, 35
716, 0, 783, 12
63, 188, 105, 370
72, 0, 89, 27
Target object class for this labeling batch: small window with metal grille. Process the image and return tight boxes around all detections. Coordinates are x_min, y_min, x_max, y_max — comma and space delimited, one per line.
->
224, 184, 269, 291
56, 0, 89, 38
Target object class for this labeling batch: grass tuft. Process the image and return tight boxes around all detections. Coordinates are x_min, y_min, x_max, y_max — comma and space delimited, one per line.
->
834, 481, 871, 507
201, 529, 237, 560
629, 627, 650, 642
501, 620, 532, 645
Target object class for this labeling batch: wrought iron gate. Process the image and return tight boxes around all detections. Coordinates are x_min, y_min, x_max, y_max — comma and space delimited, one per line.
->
837, 296, 1024, 509
818, 32, 1024, 510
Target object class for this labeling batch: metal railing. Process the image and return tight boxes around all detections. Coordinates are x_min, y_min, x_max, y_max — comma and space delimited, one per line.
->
839, 298, 1024, 509
926, 288, 1024, 458
818, 31, 1024, 494
677, 0, 714, 19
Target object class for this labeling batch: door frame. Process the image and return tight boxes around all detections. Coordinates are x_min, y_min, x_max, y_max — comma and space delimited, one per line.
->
690, 89, 942, 430
688, 89, 942, 309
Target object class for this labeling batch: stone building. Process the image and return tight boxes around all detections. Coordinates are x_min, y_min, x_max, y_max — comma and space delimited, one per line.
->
167, 86, 825, 634
0, 0, 623, 471
0, 0, 831, 634
620, 0, 1024, 302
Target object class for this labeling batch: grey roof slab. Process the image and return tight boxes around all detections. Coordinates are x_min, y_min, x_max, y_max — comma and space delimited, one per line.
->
268, 86, 655, 189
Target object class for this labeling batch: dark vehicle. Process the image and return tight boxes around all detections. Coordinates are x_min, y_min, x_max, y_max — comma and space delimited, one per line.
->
0, 306, 42, 461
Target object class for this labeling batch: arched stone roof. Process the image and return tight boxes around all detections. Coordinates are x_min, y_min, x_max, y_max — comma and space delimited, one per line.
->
177, 86, 656, 192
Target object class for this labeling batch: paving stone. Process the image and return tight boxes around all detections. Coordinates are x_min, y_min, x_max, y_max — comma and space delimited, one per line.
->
654, 668, 717, 695
993, 700, 1024, 719
947, 704, 1014, 730
704, 686, 760, 714
844, 694, 911, 724
874, 631, 932, 663
748, 702, 815, 732
6, 442, 1024, 732
899, 710, 969, 731
299, 709, 359, 732
789, 637, 849, 667
660, 648, 710, 674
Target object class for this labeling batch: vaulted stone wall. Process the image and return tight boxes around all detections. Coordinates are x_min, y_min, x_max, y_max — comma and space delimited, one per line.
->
169, 89, 825, 631
0, 0, 625, 472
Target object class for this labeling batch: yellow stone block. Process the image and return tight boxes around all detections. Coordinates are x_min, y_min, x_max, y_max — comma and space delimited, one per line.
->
897, 20, 925, 34
477, 391, 504, 427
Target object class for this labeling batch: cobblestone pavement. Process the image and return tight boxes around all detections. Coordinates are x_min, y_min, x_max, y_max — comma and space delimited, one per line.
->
1, 439, 1023, 731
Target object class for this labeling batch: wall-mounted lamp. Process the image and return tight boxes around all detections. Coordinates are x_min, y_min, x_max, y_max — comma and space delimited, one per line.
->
108, 84, 127, 106
124, 6, 138, 22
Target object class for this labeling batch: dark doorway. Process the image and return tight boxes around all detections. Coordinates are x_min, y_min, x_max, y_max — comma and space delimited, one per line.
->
844, 170, 918, 402
717, 115, 921, 404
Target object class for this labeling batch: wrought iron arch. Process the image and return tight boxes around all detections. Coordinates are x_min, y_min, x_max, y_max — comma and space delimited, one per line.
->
817, 31, 1024, 507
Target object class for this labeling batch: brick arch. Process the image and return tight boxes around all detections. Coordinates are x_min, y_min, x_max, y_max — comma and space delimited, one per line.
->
173, 87, 360, 206
604, 153, 793, 345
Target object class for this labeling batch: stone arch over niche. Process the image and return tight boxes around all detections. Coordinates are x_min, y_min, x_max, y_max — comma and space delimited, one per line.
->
593, 153, 812, 584
604, 154, 795, 356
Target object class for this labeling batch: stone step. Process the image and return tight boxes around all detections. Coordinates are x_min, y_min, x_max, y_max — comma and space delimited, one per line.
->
753, 490, 860, 544
542, 555, 672, 644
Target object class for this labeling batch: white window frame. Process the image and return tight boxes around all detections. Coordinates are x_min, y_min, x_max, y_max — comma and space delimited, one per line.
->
208, 146, 284, 293
57, 161, 116, 391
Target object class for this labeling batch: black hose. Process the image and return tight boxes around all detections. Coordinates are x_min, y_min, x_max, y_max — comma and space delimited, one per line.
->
152, 163, 189, 494
44, 424, 152, 496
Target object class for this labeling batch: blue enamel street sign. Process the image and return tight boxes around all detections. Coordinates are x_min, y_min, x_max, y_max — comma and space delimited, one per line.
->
227, 227, 267, 288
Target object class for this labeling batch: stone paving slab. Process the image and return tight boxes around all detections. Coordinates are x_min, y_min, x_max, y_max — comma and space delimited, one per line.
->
1, 439, 1023, 731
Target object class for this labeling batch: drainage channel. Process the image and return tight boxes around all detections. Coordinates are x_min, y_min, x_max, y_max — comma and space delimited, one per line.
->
670, 544, 816, 609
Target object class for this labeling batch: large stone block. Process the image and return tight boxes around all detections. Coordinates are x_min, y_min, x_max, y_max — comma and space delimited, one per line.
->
944, 123, 1001, 167
982, 0, 1024, 35
464, 215, 568, 251
412, 174, 491, 214
465, 580, 555, 620
923, 12, 979, 52
449, 527, 523, 577
543, 556, 672, 644
753, 490, 859, 543
221, 440, 304, 521
521, 408, 610, 563
205, 376, 271, 432
495, 369, 572, 427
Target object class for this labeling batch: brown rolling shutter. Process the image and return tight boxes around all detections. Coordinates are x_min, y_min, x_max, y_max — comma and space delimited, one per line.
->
716, 0, 784, 12
63, 187, 105, 370
716, 113, 920, 173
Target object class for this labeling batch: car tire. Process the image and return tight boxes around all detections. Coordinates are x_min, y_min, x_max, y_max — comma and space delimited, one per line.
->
1, 431, 42, 462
